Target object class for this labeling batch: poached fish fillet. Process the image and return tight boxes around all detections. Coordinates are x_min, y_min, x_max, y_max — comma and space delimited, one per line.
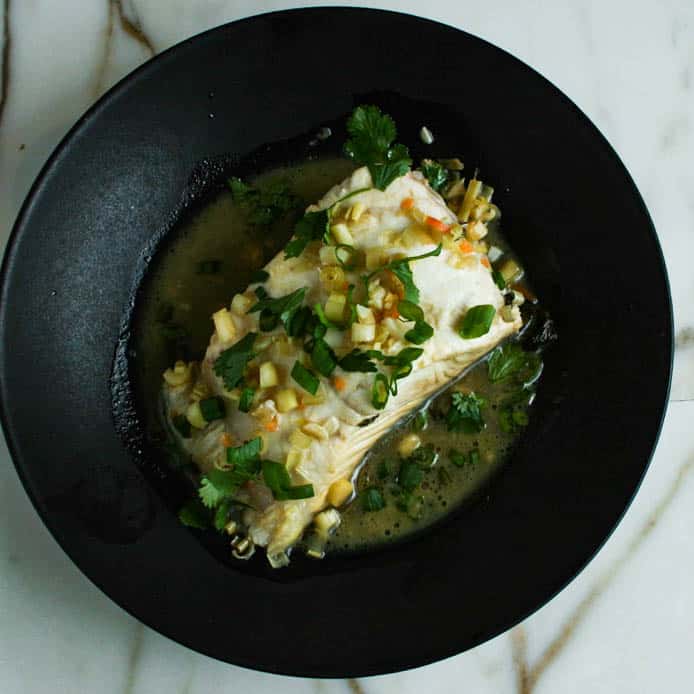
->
163, 166, 522, 567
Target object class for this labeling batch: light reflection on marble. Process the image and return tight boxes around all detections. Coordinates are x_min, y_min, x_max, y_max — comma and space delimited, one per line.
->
0, 2, 692, 692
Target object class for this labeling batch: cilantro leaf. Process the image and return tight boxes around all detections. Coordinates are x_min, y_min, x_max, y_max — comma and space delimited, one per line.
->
178, 498, 209, 529
446, 391, 486, 434
228, 177, 300, 226
370, 143, 412, 191
213, 332, 257, 390
420, 159, 449, 192
285, 209, 330, 259
382, 347, 423, 366
198, 438, 263, 509
390, 261, 419, 304
214, 500, 232, 531
365, 244, 442, 306
248, 287, 307, 333
339, 349, 380, 373
198, 476, 228, 508
488, 343, 542, 384
344, 105, 397, 162
344, 105, 412, 191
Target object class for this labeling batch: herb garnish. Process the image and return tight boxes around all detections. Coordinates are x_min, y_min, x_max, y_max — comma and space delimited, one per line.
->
285, 188, 371, 259
284, 209, 330, 259
459, 304, 496, 339
178, 498, 209, 529
361, 487, 385, 511
291, 361, 320, 395
248, 287, 307, 333
213, 332, 257, 390
198, 437, 263, 508
420, 159, 449, 193
446, 391, 486, 433
487, 343, 541, 384
364, 244, 442, 304
262, 460, 315, 500
344, 105, 412, 190
228, 177, 301, 226
339, 348, 383, 373
238, 387, 255, 413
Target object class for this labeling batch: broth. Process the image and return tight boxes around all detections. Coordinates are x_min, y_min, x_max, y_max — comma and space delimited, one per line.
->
134, 156, 539, 557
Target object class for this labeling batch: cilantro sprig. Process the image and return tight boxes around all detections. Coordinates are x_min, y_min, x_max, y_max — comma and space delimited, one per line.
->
446, 392, 486, 434
420, 159, 449, 193
284, 209, 330, 259
228, 177, 301, 225
363, 244, 442, 305
213, 332, 257, 390
344, 105, 412, 190
248, 287, 307, 333
284, 188, 371, 260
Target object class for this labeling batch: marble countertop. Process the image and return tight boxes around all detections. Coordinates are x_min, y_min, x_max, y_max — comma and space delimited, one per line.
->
0, 1, 692, 692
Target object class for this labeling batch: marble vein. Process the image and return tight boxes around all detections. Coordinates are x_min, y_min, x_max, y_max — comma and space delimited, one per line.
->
94, 0, 155, 96
0, 0, 10, 127
509, 452, 694, 693
347, 678, 367, 694
117, 0, 155, 54
123, 623, 145, 694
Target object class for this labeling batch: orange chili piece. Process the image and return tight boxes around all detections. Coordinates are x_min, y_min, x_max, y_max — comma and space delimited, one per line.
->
425, 216, 451, 233
400, 197, 415, 211
333, 376, 347, 392
459, 240, 474, 254
264, 418, 279, 432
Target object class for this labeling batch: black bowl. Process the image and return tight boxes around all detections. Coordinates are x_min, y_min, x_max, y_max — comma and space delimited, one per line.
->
0, 8, 671, 677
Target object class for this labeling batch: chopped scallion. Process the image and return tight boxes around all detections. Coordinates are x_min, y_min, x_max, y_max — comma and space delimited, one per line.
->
492, 269, 506, 290
311, 338, 338, 377
291, 361, 320, 395
361, 487, 385, 511
372, 373, 390, 409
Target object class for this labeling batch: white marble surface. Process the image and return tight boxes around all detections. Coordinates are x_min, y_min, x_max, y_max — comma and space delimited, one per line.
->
0, 1, 692, 692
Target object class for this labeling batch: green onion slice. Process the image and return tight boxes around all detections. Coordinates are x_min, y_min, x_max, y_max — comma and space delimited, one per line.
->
491, 269, 506, 290
291, 361, 320, 395
361, 487, 385, 511
311, 338, 338, 377
372, 373, 390, 409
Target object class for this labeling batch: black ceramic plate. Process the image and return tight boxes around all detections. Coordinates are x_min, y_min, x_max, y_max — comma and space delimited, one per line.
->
0, 8, 671, 677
